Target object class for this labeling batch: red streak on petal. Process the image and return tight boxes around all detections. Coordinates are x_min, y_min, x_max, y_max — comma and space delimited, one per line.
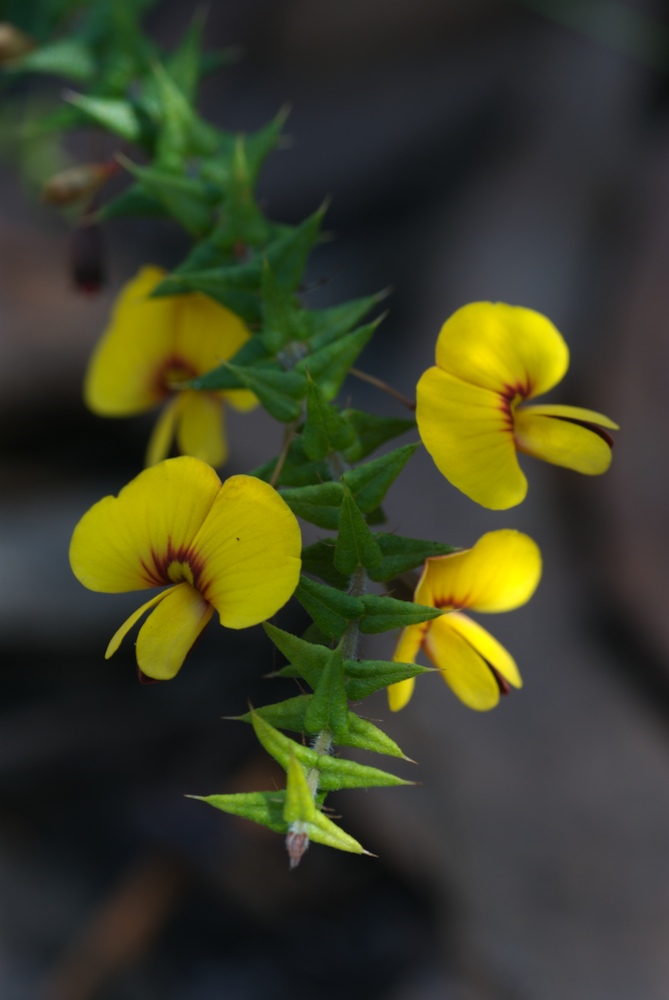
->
152, 355, 198, 399
552, 416, 615, 448
489, 665, 511, 696
139, 537, 210, 601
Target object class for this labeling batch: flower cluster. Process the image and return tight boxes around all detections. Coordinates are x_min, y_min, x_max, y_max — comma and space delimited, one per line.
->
39, 5, 617, 862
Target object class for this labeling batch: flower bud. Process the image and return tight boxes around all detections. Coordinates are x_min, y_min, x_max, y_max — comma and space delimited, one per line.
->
70, 222, 106, 294
42, 162, 117, 207
0, 23, 35, 63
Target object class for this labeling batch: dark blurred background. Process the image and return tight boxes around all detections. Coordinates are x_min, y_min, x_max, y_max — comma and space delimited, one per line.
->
2, 1, 669, 997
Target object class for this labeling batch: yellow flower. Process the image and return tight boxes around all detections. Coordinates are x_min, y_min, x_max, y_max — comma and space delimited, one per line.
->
69, 457, 302, 681
84, 266, 257, 468
388, 529, 541, 712
417, 302, 618, 509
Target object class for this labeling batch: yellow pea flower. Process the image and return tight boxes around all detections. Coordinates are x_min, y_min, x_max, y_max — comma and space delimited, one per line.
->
388, 530, 541, 712
84, 266, 257, 468
69, 457, 301, 681
417, 302, 618, 509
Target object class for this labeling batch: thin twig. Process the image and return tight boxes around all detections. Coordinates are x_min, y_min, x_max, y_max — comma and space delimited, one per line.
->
270, 421, 298, 488
349, 367, 416, 411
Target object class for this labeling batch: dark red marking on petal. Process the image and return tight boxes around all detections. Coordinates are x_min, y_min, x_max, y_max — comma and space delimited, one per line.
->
489, 665, 511, 696
152, 355, 198, 398
138, 667, 160, 685
552, 416, 615, 448
139, 536, 210, 599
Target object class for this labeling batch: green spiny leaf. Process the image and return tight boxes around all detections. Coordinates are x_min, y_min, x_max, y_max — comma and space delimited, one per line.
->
344, 659, 433, 701
295, 576, 363, 639
262, 623, 331, 689
344, 443, 419, 512
367, 534, 457, 583
193, 790, 287, 833
302, 376, 357, 461
223, 364, 306, 422
300, 540, 350, 588
280, 482, 344, 529
9, 39, 95, 82
343, 714, 412, 760
340, 410, 416, 463
304, 290, 390, 350
261, 259, 305, 353
64, 93, 146, 144
334, 486, 382, 576
296, 319, 380, 401
250, 712, 411, 791
304, 647, 349, 739
358, 594, 443, 634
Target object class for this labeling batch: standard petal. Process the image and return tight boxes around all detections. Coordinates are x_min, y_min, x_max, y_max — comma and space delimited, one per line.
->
417, 530, 542, 613
192, 475, 301, 628
105, 588, 175, 658
69, 457, 222, 593
136, 582, 214, 680
387, 677, 416, 711
173, 293, 252, 378
423, 614, 500, 710
84, 266, 176, 415
176, 391, 228, 467
145, 396, 182, 467
446, 611, 522, 687
514, 408, 614, 475
434, 302, 569, 398
417, 366, 527, 509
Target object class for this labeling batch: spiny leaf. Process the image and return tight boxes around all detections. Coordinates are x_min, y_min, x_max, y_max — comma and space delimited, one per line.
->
193, 790, 287, 833
294, 576, 363, 639
262, 623, 331, 688
344, 659, 433, 701
300, 540, 350, 588
368, 534, 457, 583
344, 443, 419, 513
358, 594, 443, 634
280, 482, 344, 530
340, 410, 416, 463
304, 647, 349, 739
334, 486, 382, 576
250, 712, 412, 791
302, 376, 356, 461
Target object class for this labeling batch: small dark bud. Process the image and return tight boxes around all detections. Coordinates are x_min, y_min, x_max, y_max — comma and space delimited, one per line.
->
42, 162, 118, 208
70, 222, 106, 294
0, 23, 35, 63
286, 828, 309, 869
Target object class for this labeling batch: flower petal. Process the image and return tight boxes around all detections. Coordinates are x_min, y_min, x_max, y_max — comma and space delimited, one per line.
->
446, 611, 522, 687
84, 266, 175, 415
415, 529, 542, 613
173, 293, 252, 379
224, 388, 258, 412
514, 408, 614, 474
69, 457, 222, 592
193, 475, 302, 628
145, 396, 183, 467
388, 677, 416, 711
423, 613, 500, 710
520, 403, 618, 430
105, 588, 176, 658
136, 582, 214, 680
417, 366, 527, 510
176, 391, 228, 467
434, 302, 569, 398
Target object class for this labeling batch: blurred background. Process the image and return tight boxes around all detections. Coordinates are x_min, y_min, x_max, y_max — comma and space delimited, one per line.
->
2, 1, 669, 997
